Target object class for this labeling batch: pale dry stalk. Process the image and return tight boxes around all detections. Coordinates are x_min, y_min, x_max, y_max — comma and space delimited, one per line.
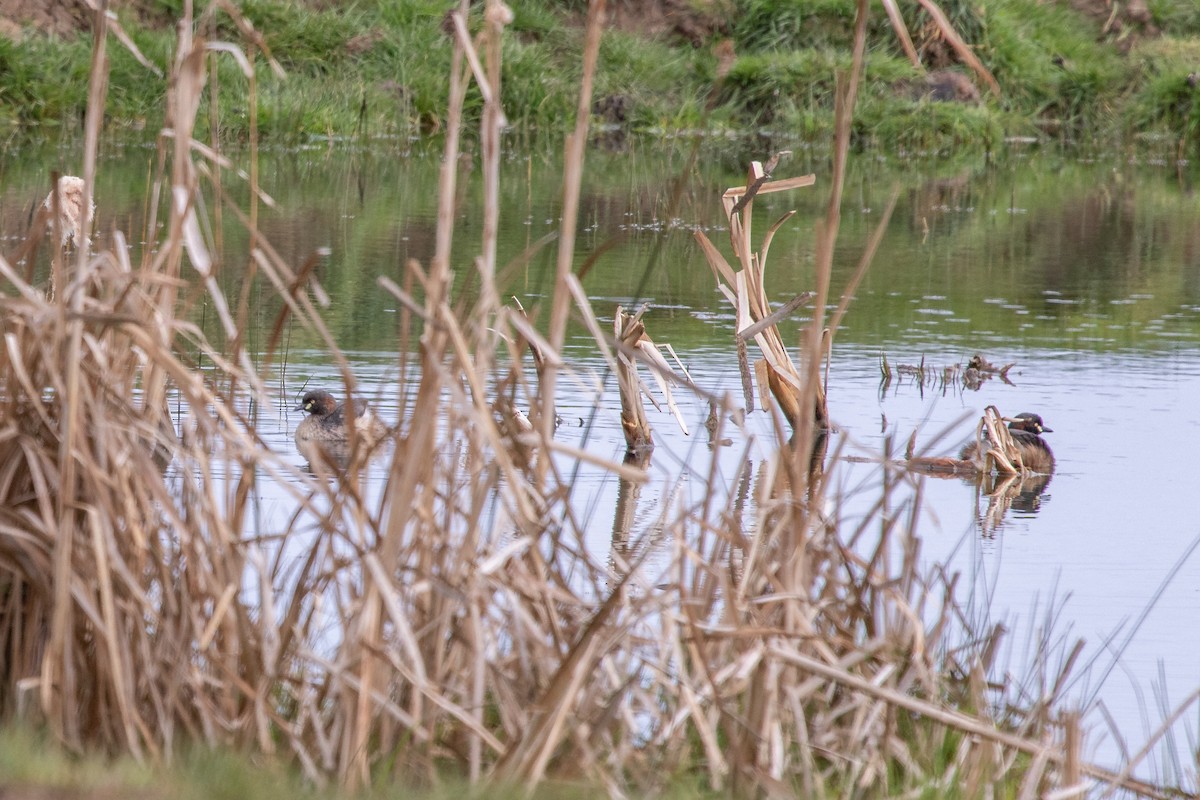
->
536, 0, 605, 466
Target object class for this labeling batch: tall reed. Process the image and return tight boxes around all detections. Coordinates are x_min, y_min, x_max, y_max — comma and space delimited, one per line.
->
0, 2, 1190, 798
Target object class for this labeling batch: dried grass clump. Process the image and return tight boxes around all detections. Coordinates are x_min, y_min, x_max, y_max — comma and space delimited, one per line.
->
42, 176, 94, 250
0, 2, 1190, 799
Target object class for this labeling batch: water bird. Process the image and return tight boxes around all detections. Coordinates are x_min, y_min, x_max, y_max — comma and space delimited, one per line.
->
960, 412, 1054, 473
294, 389, 389, 449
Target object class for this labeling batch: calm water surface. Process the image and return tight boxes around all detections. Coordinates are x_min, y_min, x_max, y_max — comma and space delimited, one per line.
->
4, 138, 1200, 776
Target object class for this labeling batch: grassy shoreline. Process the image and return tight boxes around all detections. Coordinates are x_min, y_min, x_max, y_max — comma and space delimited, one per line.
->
0, 1, 1199, 152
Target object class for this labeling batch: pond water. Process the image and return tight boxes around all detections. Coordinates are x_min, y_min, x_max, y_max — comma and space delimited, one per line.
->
3, 137, 1199, 778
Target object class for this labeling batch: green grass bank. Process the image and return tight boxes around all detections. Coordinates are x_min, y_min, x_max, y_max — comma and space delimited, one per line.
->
2, 0, 1200, 152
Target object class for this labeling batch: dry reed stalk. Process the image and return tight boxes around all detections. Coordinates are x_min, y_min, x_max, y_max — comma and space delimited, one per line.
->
791, 0, 870, 480
3, 0, 322, 766
536, 0, 605, 465
912, 0, 1002, 95
460, 41, 515, 791
880, 0, 922, 69
43, 0, 109, 751
344, 0, 475, 782
686, 4, 995, 796
477, 1, 507, 333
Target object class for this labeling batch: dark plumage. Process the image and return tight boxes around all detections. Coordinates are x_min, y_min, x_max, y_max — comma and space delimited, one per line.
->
294, 389, 389, 448
960, 412, 1055, 473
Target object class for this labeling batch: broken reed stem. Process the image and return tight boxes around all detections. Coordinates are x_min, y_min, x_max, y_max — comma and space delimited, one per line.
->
614, 306, 653, 453
698, 164, 823, 437
476, 0, 506, 332
464, 18, 511, 780
348, 1, 471, 785
227, 39, 261, 393
798, 0, 870, 458
45, 0, 111, 749
451, 0, 508, 384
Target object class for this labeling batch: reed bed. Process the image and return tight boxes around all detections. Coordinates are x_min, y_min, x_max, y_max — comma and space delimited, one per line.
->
0, 2, 1191, 798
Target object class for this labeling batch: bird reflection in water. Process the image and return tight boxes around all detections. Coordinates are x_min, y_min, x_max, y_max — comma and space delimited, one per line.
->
297, 438, 388, 477
975, 470, 1052, 537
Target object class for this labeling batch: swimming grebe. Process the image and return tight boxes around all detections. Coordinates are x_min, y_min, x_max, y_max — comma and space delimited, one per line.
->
294, 390, 389, 449
960, 412, 1054, 473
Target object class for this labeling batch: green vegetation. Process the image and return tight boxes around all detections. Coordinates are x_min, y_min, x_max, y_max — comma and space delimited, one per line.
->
0, 32, 90, 129
0, 725, 582, 800
0, 726, 318, 800
1, 0, 1200, 150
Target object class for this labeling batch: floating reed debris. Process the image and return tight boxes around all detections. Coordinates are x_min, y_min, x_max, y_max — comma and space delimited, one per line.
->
880, 351, 1018, 395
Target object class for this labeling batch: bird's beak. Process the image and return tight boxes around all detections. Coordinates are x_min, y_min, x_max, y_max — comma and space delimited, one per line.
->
293, 402, 305, 412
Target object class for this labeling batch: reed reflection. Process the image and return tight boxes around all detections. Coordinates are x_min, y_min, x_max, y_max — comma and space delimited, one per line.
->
610, 448, 651, 567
